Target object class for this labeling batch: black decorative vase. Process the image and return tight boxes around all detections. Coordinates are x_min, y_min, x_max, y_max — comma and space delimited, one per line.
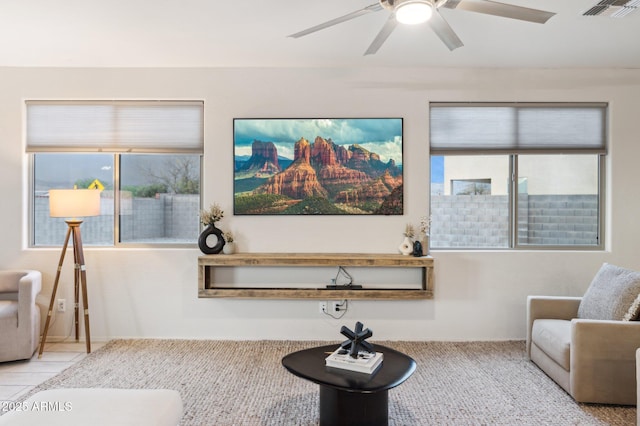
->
412, 240, 423, 257
198, 224, 225, 254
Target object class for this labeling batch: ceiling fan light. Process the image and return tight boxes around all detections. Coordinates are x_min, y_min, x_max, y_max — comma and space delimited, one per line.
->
395, 1, 433, 25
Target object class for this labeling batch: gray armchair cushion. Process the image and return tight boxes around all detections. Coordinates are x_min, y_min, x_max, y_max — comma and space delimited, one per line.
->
577, 263, 640, 321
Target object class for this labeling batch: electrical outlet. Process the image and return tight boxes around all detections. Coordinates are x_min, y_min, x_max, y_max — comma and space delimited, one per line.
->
57, 298, 66, 312
330, 301, 341, 313
319, 301, 327, 314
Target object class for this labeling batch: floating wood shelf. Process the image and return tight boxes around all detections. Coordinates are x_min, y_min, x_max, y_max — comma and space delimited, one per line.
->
198, 253, 434, 300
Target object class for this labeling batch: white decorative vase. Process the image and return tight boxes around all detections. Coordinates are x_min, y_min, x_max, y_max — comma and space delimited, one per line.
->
222, 242, 235, 254
398, 236, 413, 256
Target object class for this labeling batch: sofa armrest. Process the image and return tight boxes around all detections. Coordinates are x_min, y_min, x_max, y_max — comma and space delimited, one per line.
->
572, 319, 640, 360
526, 296, 582, 358
571, 319, 640, 404
18, 270, 42, 330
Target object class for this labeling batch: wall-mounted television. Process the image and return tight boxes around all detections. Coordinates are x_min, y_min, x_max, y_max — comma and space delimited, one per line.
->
233, 118, 403, 215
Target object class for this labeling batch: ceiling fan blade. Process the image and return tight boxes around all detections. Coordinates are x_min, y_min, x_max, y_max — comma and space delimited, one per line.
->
428, 10, 464, 51
442, 0, 555, 24
288, 3, 384, 38
364, 14, 398, 55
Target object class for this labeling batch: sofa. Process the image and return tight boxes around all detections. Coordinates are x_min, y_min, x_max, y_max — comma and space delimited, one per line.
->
527, 263, 640, 405
637, 348, 640, 425
0, 270, 42, 363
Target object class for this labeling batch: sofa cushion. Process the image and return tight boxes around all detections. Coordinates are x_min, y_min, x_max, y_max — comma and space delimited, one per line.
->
577, 263, 640, 321
531, 319, 571, 371
623, 293, 640, 321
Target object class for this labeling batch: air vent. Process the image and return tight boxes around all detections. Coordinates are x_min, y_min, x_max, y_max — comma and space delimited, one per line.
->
583, 0, 639, 17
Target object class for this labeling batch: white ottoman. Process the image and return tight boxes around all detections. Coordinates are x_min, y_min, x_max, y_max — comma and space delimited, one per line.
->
0, 388, 183, 426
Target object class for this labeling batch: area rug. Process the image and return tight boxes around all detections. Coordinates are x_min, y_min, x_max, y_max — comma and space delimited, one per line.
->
20, 340, 636, 425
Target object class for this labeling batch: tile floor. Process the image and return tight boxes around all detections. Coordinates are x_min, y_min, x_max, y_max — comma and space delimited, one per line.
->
0, 341, 105, 403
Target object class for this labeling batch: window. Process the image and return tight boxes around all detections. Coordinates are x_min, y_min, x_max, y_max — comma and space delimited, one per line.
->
451, 179, 492, 195
430, 103, 606, 250
28, 101, 203, 247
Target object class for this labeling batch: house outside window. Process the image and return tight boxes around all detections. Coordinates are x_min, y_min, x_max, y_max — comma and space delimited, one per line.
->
27, 100, 204, 247
429, 102, 606, 250
451, 178, 492, 195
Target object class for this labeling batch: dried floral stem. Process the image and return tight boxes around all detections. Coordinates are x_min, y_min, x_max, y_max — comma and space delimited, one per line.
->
404, 223, 415, 238
419, 215, 432, 237
200, 203, 224, 225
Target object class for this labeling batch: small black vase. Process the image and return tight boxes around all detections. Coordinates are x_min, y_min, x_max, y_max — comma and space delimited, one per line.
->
412, 240, 423, 257
198, 224, 225, 255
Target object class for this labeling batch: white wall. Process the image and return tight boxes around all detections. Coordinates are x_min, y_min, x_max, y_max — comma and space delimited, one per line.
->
1, 67, 639, 342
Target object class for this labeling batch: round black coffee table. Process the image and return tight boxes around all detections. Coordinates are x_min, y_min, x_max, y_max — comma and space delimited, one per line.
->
282, 344, 416, 426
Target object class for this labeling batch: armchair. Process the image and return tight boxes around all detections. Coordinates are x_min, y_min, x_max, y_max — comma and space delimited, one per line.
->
527, 296, 640, 405
0, 270, 42, 363
637, 349, 640, 424
526, 263, 640, 405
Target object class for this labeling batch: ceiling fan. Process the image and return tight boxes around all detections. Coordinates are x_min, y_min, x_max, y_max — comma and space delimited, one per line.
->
288, 0, 556, 54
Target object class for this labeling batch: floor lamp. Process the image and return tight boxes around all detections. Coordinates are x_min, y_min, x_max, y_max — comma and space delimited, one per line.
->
39, 188, 101, 358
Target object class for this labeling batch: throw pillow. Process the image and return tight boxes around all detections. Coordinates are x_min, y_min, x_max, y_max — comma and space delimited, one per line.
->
577, 263, 640, 321
623, 293, 640, 321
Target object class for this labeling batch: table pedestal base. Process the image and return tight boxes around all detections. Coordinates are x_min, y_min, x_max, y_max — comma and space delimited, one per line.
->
319, 385, 388, 426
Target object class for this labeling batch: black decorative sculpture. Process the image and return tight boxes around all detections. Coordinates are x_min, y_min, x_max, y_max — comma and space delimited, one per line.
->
412, 240, 423, 257
340, 321, 374, 358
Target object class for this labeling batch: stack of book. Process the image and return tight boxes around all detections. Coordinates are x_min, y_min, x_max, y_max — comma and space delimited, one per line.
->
325, 348, 383, 374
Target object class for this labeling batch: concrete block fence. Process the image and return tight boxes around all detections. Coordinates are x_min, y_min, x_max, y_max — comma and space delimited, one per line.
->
35, 193, 199, 246
35, 192, 598, 248
430, 194, 598, 248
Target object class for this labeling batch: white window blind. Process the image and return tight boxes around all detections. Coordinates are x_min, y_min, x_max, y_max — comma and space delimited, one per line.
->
26, 100, 204, 153
430, 103, 607, 154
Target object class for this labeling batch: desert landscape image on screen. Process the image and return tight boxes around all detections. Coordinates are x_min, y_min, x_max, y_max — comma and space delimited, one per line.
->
234, 118, 403, 215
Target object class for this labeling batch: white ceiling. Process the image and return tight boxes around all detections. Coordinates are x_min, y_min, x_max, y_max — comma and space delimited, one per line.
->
1, 0, 639, 69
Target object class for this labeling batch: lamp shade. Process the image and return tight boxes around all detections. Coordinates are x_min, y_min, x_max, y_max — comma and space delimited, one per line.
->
49, 189, 101, 218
